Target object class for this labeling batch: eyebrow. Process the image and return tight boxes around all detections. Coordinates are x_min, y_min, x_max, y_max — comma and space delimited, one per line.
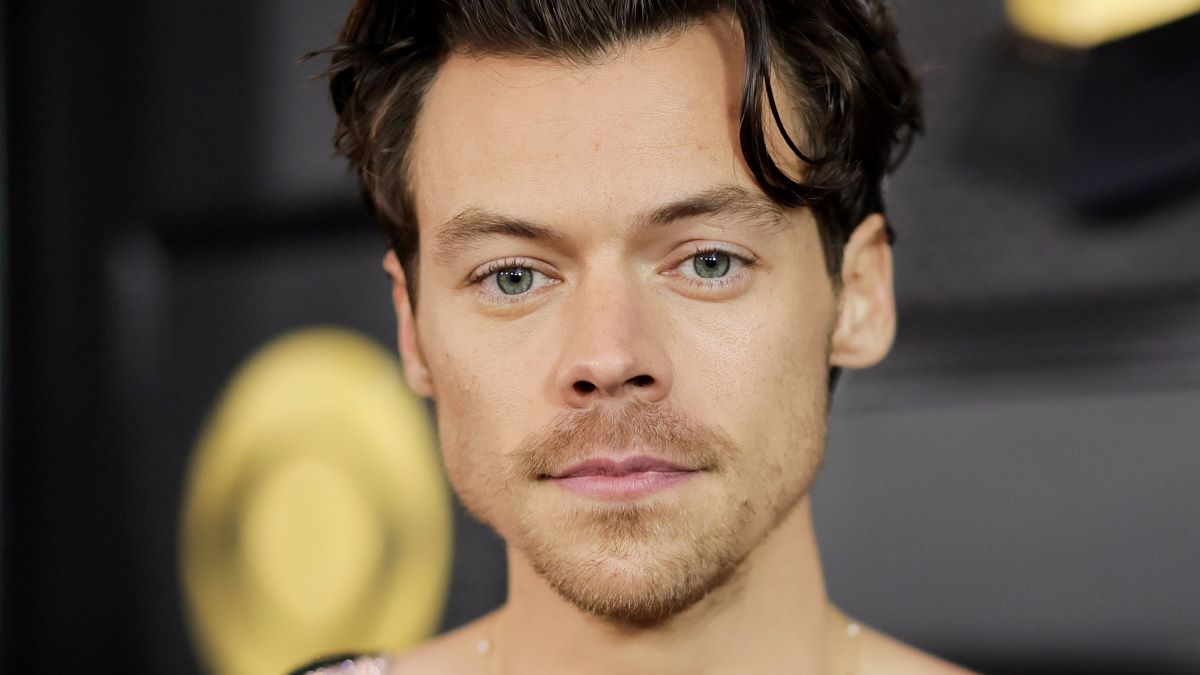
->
633, 184, 789, 236
430, 184, 790, 266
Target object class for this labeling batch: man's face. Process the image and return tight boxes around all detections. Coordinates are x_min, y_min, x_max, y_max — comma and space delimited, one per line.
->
399, 19, 848, 623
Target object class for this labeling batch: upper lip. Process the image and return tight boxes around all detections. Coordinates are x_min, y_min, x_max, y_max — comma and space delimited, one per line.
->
549, 454, 699, 479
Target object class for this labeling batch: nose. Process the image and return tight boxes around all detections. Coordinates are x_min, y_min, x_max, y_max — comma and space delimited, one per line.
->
554, 273, 672, 409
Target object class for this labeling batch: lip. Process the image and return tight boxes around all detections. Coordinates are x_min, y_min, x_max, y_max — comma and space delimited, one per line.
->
550, 455, 695, 479
546, 455, 702, 499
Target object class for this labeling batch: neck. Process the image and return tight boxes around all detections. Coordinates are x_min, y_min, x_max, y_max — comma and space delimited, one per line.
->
499, 499, 832, 675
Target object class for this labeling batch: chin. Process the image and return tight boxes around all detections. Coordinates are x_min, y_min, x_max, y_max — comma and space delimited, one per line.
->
550, 552, 743, 627
517, 499, 753, 626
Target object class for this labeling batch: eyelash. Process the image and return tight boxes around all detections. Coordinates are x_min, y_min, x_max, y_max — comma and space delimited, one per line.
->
672, 244, 757, 290
466, 257, 558, 306
466, 246, 757, 305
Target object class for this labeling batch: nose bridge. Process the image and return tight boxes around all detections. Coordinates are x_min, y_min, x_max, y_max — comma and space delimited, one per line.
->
554, 265, 671, 406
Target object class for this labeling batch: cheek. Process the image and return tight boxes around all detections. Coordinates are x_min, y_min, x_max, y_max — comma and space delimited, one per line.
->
757, 301, 834, 475
422, 328, 545, 523
684, 285, 832, 416
425, 319, 516, 433
681, 277, 834, 490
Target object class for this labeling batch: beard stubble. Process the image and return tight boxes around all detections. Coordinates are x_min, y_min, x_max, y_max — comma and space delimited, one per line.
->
469, 396, 825, 627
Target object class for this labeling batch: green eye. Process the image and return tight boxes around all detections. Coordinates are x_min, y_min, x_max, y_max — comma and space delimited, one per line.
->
496, 267, 534, 295
693, 252, 731, 279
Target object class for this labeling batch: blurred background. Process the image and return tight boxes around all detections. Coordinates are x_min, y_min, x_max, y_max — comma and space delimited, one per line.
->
3, 0, 1200, 673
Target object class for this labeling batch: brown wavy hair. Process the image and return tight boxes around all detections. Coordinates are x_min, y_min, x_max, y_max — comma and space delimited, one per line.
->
316, 0, 922, 296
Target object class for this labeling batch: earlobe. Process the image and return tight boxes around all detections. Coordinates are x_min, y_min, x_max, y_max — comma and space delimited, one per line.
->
829, 213, 897, 369
383, 251, 435, 398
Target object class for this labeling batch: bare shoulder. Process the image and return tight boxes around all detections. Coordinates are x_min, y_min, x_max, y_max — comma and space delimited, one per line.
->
388, 613, 496, 675
858, 624, 977, 675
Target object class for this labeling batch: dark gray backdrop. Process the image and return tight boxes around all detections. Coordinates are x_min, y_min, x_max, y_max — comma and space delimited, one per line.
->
4, 1, 1199, 673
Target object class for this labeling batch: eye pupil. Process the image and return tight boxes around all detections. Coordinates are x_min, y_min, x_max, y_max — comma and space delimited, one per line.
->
693, 252, 731, 279
496, 267, 534, 295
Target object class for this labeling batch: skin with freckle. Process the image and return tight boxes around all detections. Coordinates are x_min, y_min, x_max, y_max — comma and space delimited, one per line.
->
407, 22, 835, 624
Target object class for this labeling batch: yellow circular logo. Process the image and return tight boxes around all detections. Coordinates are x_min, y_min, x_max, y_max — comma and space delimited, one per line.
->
181, 328, 452, 674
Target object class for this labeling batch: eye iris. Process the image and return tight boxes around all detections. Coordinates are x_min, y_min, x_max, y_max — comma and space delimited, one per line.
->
693, 252, 731, 279
496, 268, 534, 295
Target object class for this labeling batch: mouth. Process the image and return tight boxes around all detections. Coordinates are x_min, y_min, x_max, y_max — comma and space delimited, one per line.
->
543, 455, 703, 499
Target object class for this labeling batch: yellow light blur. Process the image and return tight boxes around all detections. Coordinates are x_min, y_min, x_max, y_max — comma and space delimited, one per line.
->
180, 327, 452, 675
1007, 0, 1200, 48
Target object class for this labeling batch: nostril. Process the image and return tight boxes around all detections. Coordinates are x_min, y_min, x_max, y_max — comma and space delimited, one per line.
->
573, 381, 597, 394
629, 375, 654, 387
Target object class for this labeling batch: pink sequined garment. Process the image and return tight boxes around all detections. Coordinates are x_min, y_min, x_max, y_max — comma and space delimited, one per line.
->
295, 653, 391, 675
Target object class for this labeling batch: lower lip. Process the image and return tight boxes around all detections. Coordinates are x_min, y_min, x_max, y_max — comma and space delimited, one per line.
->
550, 470, 699, 499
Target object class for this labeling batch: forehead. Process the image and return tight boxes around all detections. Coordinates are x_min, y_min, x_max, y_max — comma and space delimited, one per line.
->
408, 17, 761, 239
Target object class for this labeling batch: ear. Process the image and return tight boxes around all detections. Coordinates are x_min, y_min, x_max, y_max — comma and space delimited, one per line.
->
829, 213, 896, 369
383, 250, 434, 398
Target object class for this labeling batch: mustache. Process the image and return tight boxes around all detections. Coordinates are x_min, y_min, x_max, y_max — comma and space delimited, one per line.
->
510, 399, 738, 480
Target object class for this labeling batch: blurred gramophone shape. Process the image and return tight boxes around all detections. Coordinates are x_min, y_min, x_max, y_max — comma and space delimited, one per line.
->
181, 328, 453, 675
968, 0, 1200, 214
1008, 0, 1199, 47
